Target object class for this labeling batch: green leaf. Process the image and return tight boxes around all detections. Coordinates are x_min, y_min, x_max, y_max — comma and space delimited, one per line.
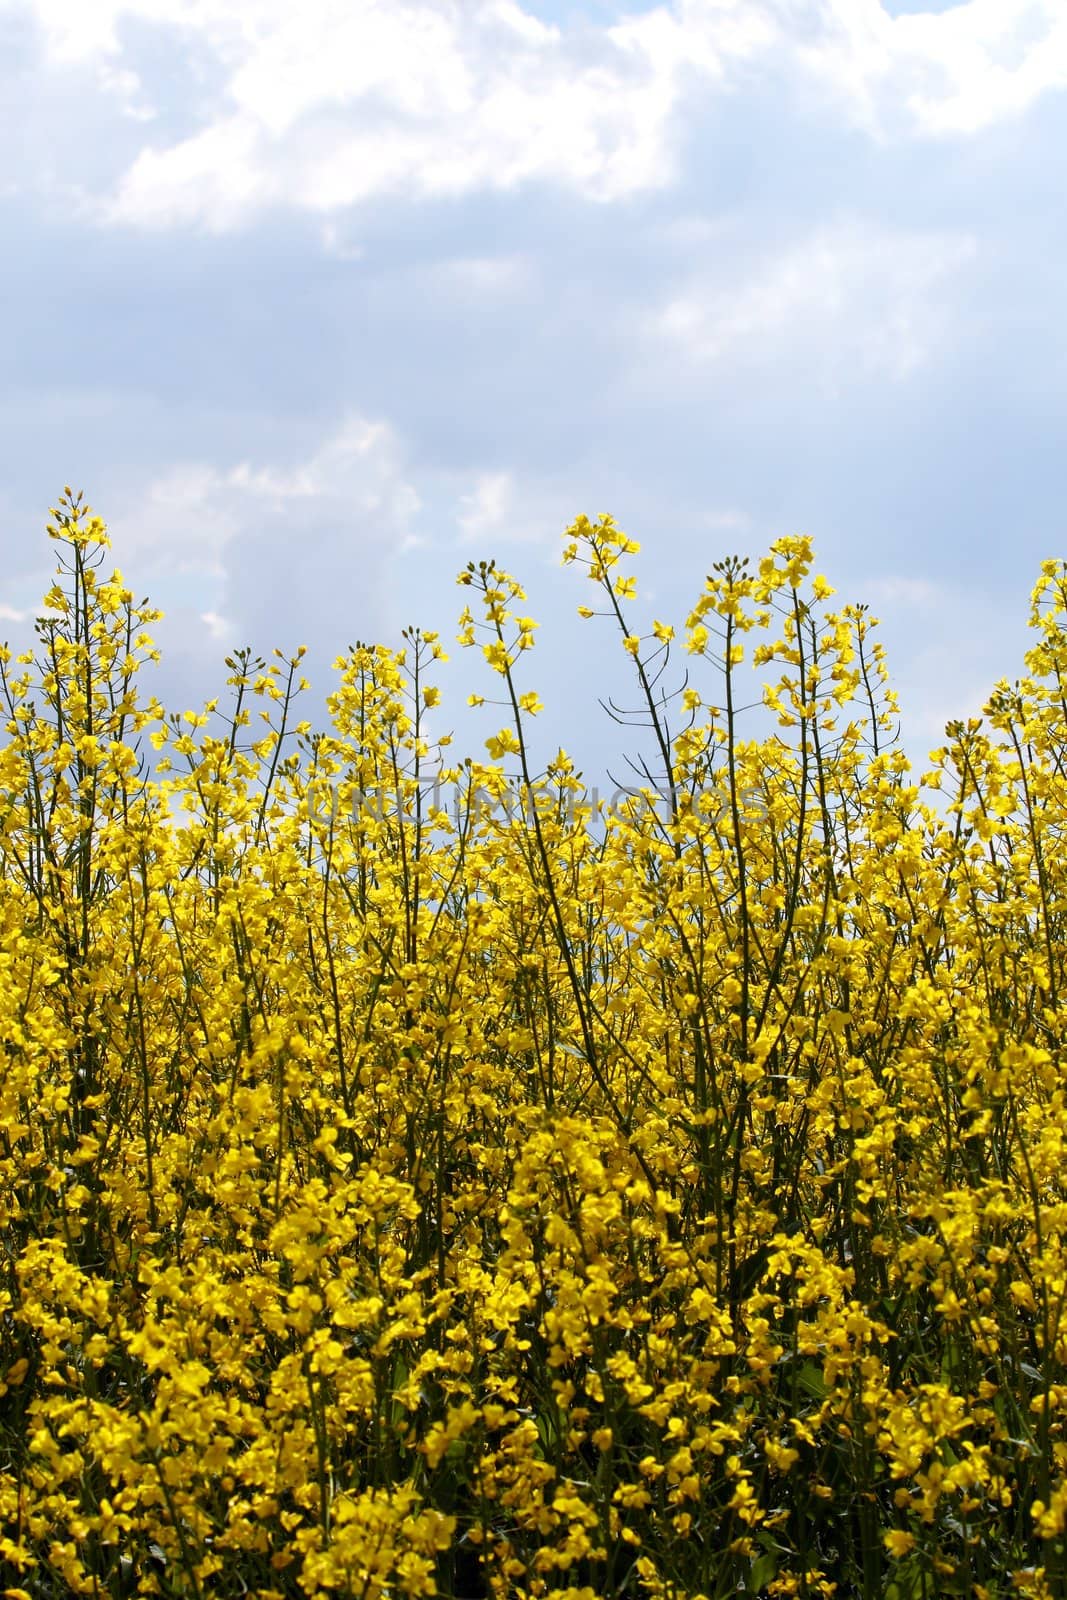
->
748, 1551, 778, 1592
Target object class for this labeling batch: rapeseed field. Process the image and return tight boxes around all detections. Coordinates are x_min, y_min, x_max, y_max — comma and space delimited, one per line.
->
1, 490, 1065, 1598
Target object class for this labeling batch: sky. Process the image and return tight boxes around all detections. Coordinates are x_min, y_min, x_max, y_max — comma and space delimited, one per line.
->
2, 0, 1066, 792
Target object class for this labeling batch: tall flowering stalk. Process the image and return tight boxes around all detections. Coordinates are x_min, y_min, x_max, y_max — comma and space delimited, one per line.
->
0, 496, 1065, 1598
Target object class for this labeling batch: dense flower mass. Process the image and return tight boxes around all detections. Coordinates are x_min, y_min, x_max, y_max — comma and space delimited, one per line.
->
1, 490, 1067, 1598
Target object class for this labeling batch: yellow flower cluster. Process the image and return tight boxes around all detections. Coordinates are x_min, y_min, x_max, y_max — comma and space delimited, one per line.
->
1, 491, 1067, 1598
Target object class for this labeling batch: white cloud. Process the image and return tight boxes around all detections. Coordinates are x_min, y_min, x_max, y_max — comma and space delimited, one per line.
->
786, 0, 1067, 138
0, 602, 27, 622
84, 0, 702, 231
228, 416, 419, 508
8, 0, 265, 66
7, 0, 1067, 230
458, 471, 513, 543
108, 461, 240, 576
457, 468, 576, 547
199, 607, 234, 641
649, 220, 977, 379
898, 4, 1067, 138
106, 414, 420, 571
79, 409, 429, 691
862, 574, 942, 609
907, 679, 993, 742
698, 507, 751, 532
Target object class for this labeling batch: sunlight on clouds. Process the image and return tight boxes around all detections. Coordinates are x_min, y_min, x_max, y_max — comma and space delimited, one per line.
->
89, 0, 694, 229
896, 1, 1067, 135
9, 0, 280, 62
792, 0, 1067, 137
101, 115, 269, 230
6, 0, 1067, 230
225, 5, 483, 138
6, 0, 161, 62
610, 0, 778, 79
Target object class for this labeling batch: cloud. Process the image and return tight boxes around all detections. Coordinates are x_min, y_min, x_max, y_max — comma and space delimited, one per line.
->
95, 413, 423, 693
861, 574, 942, 609
901, 4, 1067, 138
6, 0, 1067, 232
778, 0, 1067, 139
85, 0, 710, 231
106, 415, 419, 567
456, 468, 577, 548
429, 255, 533, 295
198, 608, 234, 641
697, 507, 751, 532
905, 675, 994, 743
119, 464, 235, 572
319, 220, 365, 260
0, 602, 28, 623
458, 472, 515, 543
874, 580, 1029, 763
648, 220, 977, 380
